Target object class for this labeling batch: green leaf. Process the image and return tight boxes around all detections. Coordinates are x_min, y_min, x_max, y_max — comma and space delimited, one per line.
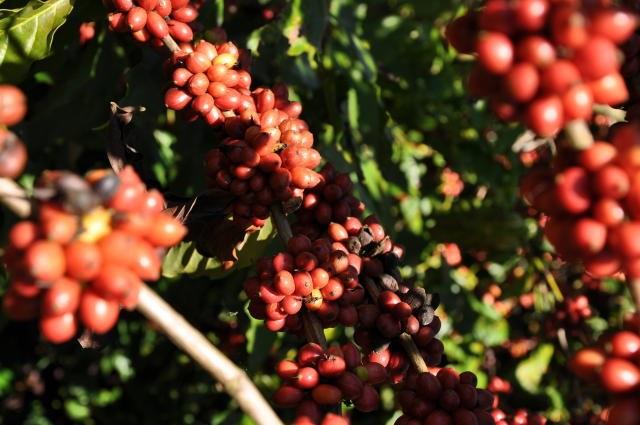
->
0, 369, 13, 396
0, 0, 74, 83
472, 315, 508, 347
515, 343, 554, 393
162, 219, 275, 279
64, 399, 90, 421
245, 314, 278, 373
214, 0, 224, 26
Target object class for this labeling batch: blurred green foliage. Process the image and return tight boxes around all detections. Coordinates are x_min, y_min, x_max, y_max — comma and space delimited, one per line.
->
0, 0, 633, 424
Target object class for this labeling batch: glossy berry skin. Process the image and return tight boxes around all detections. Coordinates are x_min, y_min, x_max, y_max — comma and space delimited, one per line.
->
39, 312, 77, 343
78, 290, 120, 334
525, 96, 563, 137
25, 240, 66, 282
65, 241, 102, 281
504, 63, 539, 103
0, 85, 27, 126
41, 278, 81, 316
476, 32, 513, 75
0, 130, 27, 178
600, 358, 640, 393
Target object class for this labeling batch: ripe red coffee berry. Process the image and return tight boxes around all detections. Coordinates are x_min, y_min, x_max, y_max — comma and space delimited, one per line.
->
78, 290, 119, 334
600, 358, 640, 393
296, 367, 320, 389
311, 384, 342, 405
525, 95, 563, 137
573, 36, 619, 80
40, 312, 77, 343
476, 32, 513, 75
504, 63, 539, 103
317, 355, 346, 378
273, 385, 305, 407
25, 240, 66, 282
0, 85, 27, 126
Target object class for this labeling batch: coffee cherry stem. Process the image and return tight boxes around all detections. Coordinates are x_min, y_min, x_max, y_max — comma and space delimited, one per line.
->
161, 34, 180, 53
556, 327, 569, 353
593, 104, 626, 123
399, 333, 428, 373
629, 279, 640, 325
362, 270, 428, 373
302, 308, 328, 349
0, 177, 31, 218
136, 283, 284, 425
271, 205, 293, 243
564, 120, 594, 151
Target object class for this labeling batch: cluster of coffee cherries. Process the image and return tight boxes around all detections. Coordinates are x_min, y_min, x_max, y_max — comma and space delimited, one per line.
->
292, 164, 366, 240
353, 282, 444, 374
0, 84, 28, 179
544, 294, 592, 336
244, 231, 366, 332
273, 342, 382, 423
164, 40, 254, 124
570, 319, 640, 425
492, 409, 547, 425
395, 369, 495, 425
2, 167, 186, 343
488, 377, 547, 425
101, 4, 502, 421
204, 87, 321, 228
357, 330, 443, 387
106, 0, 198, 47
446, 0, 637, 136
520, 121, 640, 279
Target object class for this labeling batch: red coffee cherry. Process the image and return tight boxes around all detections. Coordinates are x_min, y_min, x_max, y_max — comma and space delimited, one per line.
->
78, 290, 120, 334
41, 277, 82, 316
0, 85, 27, 126
40, 312, 77, 343
273, 385, 305, 407
476, 32, 514, 75
600, 358, 640, 393
25, 240, 66, 282
504, 63, 539, 103
295, 367, 320, 389
65, 241, 102, 281
145, 11, 168, 38
525, 95, 563, 137
516, 36, 556, 68
311, 384, 343, 405
572, 36, 619, 80
9, 220, 39, 250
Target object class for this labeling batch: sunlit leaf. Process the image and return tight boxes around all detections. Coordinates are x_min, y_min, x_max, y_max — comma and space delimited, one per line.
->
0, 0, 74, 82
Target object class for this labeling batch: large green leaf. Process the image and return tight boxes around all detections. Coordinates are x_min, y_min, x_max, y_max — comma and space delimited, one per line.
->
0, 0, 74, 83
161, 219, 275, 279
515, 343, 554, 393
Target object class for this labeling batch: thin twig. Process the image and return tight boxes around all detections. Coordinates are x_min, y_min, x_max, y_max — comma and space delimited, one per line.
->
564, 120, 594, 151
302, 309, 328, 349
629, 278, 640, 317
270, 206, 293, 243
136, 284, 284, 425
0, 178, 31, 218
593, 104, 626, 123
398, 333, 428, 373
362, 276, 428, 373
2, 185, 283, 423
556, 328, 569, 353
162, 34, 181, 53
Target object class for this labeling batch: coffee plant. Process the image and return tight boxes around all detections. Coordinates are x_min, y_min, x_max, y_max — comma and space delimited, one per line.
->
2, 0, 640, 424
